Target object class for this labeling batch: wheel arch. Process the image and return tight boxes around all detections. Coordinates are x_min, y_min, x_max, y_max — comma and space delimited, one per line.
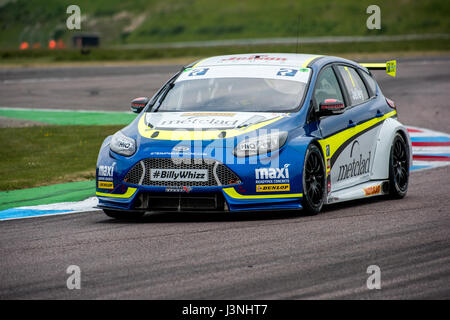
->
287, 135, 324, 195
371, 118, 412, 180
299, 139, 327, 215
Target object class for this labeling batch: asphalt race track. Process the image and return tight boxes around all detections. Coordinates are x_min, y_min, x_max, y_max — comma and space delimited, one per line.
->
0, 57, 449, 299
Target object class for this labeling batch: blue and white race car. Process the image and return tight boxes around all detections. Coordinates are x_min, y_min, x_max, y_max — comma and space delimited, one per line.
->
96, 53, 411, 219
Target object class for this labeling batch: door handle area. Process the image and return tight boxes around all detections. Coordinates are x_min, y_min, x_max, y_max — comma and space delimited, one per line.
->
375, 110, 384, 118
347, 120, 356, 128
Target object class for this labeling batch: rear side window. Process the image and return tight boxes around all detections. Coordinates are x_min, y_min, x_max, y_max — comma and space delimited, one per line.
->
359, 70, 377, 97
337, 66, 369, 105
313, 66, 344, 107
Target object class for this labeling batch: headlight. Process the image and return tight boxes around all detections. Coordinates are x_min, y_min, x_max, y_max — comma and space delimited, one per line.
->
234, 131, 288, 157
110, 131, 136, 156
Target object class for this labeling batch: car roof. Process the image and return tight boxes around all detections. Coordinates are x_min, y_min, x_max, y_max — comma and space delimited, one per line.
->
192, 53, 323, 68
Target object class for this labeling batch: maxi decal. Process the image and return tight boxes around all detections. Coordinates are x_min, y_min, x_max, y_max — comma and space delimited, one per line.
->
254, 164, 291, 192
98, 163, 115, 182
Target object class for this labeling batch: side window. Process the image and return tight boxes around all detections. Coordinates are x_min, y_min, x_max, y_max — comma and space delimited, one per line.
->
313, 66, 344, 109
359, 70, 377, 97
337, 66, 369, 105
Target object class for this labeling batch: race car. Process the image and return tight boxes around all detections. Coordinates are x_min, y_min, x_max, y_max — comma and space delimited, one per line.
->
96, 53, 411, 219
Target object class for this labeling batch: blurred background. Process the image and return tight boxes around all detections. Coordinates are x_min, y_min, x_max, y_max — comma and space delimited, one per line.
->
0, 0, 449, 192
0, 0, 449, 63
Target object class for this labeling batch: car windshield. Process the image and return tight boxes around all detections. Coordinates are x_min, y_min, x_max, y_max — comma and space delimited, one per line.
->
153, 65, 311, 112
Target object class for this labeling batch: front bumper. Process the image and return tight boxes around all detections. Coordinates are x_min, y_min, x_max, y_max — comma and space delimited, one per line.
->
96, 185, 303, 212
96, 137, 307, 212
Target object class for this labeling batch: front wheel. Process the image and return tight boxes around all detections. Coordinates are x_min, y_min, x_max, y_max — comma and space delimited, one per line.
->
103, 209, 145, 220
302, 144, 326, 215
388, 133, 409, 198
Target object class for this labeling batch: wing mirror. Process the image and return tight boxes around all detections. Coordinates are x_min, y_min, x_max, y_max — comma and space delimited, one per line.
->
130, 97, 149, 113
318, 99, 345, 116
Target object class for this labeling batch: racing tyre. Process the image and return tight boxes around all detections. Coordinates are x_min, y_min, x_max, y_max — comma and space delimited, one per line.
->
302, 144, 326, 215
388, 133, 409, 198
103, 209, 145, 220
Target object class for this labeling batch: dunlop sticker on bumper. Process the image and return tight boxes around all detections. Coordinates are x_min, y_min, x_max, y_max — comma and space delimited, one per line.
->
98, 181, 114, 189
256, 184, 290, 192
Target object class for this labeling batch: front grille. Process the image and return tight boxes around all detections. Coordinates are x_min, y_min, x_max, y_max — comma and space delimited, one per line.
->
124, 158, 241, 187
144, 192, 225, 211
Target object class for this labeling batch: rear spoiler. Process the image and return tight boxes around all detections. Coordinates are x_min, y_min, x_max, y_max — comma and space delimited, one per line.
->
360, 60, 396, 77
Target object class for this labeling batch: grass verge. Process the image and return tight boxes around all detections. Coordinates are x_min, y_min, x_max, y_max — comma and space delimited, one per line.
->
1, 39, 450, 65
0, 125, 123, 191
0, 108, 137, 126
1, 0, 449, 47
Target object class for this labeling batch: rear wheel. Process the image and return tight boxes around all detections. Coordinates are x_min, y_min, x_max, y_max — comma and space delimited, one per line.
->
388, 133, 409, 198
302, 144, 326, 215
103, 209, 145, 220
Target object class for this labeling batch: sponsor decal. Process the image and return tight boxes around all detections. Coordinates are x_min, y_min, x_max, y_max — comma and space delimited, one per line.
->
98, 164, 115, 177
181, 112, 236, 117
165, 186, 193, 193
150, 151, 206, 157
188, 68, 209, 76
159, 117, 239, 127
327, 158, 331, 170
338, 152, 371, 181
98, 181, 114, 189
221, 55, 287, 62
238, 185, 247, 193
150, 169, 208, 182
176, 65, 310, 85
98, 163, 115, 181
386, 60, 396, 77
255, 164, 291, 185
256, 184, 290, 192
173, 146, 190, 152
350, 88, 364, 101
326, 145, 330, 157
144, 112, 284, 131
337, 141, 371, 182
276, 68, 298, 77
364, 185, 381, 196
255, 164, 290, 180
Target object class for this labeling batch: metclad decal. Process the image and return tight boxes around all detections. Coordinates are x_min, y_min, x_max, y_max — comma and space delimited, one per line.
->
159, 117, 239, 127
337, 141, 371, 182
181, 113, 236, 117
140, 112, 287, 140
